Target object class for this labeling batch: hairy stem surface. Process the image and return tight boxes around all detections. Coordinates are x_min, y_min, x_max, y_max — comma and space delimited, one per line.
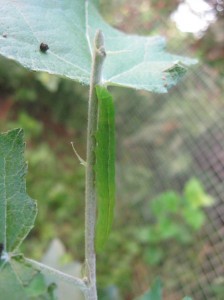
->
85, 30, 106, 300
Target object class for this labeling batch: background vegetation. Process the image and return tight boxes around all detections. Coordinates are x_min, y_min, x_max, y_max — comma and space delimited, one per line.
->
0, 1, 223, 299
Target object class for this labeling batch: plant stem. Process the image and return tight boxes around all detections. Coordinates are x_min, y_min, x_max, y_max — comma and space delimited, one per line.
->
24, 257, 88, 293
85, 30, 106, 300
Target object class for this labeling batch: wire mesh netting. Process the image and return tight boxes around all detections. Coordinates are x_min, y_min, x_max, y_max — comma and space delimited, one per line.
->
115, 64, 224, 299
0, 2, 223, 298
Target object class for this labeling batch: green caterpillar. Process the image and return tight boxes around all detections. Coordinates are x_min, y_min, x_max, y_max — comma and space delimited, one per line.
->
95, 85, 115, 252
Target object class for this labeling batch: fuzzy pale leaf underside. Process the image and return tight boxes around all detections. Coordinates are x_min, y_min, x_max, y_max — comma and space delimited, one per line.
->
0, 0, 196, 93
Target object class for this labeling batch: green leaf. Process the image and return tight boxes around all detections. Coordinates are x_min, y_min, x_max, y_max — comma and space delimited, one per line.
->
144, 247, 164, 266
184, 178, 214, 208
150, 191, 180, 216
98, 285, 122, 300
182, 297, 192, 300
95, 86, 115, 252
182, 208, 205, 230
0, 128, 37, 252
137, 278, 162, 300
0, 129, 54, 298
0, 0, 196, 92
0, 255, 56, 300
156, 219, 186, 241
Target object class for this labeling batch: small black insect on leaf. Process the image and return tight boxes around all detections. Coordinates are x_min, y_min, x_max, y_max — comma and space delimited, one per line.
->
40, 42, 49, 53
0, 243, 4, 258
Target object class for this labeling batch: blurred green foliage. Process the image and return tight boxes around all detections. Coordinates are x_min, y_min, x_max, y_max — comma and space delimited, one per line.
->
211, 277, 224, 298
0, 1, 222, 299
137, 278, 162, 300
0, 56, 216, 300
136, 178, 213, 266
0, 57, 88, 261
